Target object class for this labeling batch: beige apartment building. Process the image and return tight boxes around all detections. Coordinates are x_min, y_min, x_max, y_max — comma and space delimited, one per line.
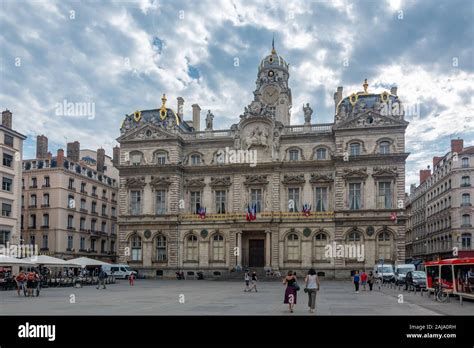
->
0, 110, 26, 249
21, 136, 119, 262
117, 43, 410, 279
406, 139, 474, 262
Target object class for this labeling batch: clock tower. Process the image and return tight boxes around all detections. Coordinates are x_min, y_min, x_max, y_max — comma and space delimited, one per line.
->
253, 40, 292, 125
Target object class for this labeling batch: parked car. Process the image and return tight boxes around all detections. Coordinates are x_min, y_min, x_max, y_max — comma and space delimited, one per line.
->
394, 264, 416, 285
405, 271, 427, 290
101, 264, 137, 279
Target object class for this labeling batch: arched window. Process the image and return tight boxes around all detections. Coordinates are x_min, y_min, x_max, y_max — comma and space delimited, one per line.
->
212, 234, 224, 261
186, 235, 198, 261
316, 148, 327, 160
462, 214, 471, 227
377, 231, 392, 261
347, 230, 361, 242
288, 149, 300, 161
131, 235, 142, 261
314, 233, 328, 261
154, 151, 167, 165
461, 233, 471, 249
155, 235, 167, 261
190, 154, 202, 165
286, 234, 300, 260
379, 141, 390, 154
130, 151, 143, 165
349, 143, 361, 156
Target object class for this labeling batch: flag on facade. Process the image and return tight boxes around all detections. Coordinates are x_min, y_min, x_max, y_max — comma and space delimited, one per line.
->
302, 203, 311, 217
198, 207, 206, 219
390, 212, 397, 223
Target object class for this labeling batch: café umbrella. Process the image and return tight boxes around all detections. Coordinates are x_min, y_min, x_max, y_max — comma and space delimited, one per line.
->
0, 255, 37, 266
67, 257, 111, 267
24, 255, 81, 267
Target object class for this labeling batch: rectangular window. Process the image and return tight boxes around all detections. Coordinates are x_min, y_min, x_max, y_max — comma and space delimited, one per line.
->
101, 204, 106, 215
462, 158, 469, 168
42, 214, 49, 227
81, 199, 86, 210
110, 240, 115, 253
377, 182, 392, 209
190, 191, 201, 214
101, 240, 106, 253
3, 153, 13, 167
101, 222, 106, 233
30, 195, 37, 207
250, 188, 262, 213
80, 237, 85, 250
215, 190, 226, 214
91, 201, 97, 213
29, 215, 36, 228
31, 177, 37, 188
44, 176, 50, 187
80, 218, 86, 230
288, 188, 299, 212
91, 220, 96, 232
43, 194, 49, 206
1, 203, 11, 217
315, 187, 328, 212
156, 190, 166, 215
0, 230, 10, 245
130, 191, 141, 214
91, 239, 95, 251
2, 177, 12, 191
349, 183, 362, 210
350, 143, 360, 156
80, 182, 86, 193
462, 176, 470, 186
67, 236, 73, 250
42, 235, 48, 249
111, 207, 116, 217
29, 235, 35, 246
67, 215, 74, 228
4, 134, 14, 147
68, 178, 74, 190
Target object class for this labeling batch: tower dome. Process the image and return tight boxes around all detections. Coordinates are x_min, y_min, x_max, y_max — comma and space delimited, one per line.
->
258, 37, 289, 73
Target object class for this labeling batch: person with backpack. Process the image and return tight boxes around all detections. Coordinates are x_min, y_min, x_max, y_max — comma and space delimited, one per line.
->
96, 267, 107, 290
15, 271, 26, 296
353, 270, 360, 293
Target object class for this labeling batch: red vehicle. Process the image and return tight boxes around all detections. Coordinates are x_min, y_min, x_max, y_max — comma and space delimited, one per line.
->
424, 258, 474, 300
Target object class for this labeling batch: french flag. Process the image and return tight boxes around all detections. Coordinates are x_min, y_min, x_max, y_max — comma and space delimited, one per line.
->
302, 203, 311, 217
198, 207, 206, 219
246, 204, 257, 221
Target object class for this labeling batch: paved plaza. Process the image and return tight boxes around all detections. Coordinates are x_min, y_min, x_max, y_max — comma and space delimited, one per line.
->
1, 279, 473, 316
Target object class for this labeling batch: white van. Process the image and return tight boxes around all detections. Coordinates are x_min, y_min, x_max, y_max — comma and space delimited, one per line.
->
101, 264, 137, 279
374, 264, 395, 283
394, 264, 416, 285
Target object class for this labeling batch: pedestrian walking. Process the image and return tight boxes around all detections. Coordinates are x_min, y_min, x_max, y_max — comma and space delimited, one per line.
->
26, 270, 39, 297
244, 270, 250, 292
360, 270, 368, 291
15, 271, 26, 296
367, 271, 375, 291
304, 268, 320, 313
353, 270, 360, 293
129, 272, 135, 286
248, 272, 258, 292
96, 267, 107, 290
283, 271, 298, 313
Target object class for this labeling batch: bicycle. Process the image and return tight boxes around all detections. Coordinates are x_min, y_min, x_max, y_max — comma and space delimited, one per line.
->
434, 282, 449, 303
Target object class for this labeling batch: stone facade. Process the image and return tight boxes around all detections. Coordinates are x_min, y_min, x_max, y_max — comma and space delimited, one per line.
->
21, 138, 119, 261
117, 45, 409, 279
406, 139, 474, 262
0, 110, 26, 249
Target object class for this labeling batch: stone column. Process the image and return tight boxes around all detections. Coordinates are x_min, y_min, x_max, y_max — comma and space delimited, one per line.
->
237, 232, 242, 267
265, 231, 271, 268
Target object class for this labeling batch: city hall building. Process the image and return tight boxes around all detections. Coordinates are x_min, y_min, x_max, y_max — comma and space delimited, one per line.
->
117, 44, 409, 279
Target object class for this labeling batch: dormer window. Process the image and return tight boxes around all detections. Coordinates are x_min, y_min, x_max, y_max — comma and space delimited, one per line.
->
191, 154, 202, 165
289, 149, 299, 161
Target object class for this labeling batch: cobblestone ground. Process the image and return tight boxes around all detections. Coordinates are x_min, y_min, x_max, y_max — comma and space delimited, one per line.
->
1, 279, 473, 315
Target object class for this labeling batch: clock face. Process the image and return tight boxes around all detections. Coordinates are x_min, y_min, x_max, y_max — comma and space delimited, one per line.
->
261, 85, 280, 105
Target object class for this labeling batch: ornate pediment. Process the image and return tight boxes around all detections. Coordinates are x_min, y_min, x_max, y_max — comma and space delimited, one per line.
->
372, 166, 398, 178
244, 175, 269, 185
341, 168, 368, 180
118, 124, 176, 142
210, 176, 232, 187
282, 174, 305, 185
184, 178, 206, 189
125, 177, 146, 188
335, 110, 408, 130
150, 176, 172, 188
309, 173, 334, 183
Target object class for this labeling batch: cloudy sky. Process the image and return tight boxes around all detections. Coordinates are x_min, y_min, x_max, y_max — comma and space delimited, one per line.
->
1, 0, 473, 191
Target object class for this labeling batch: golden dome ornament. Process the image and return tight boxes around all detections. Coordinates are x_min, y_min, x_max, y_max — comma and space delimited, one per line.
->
159, 93, 167, 120
349, 93, 359, 106
363, 78, 369, 94
380, 91, 390, 103
133, 110, 142, 122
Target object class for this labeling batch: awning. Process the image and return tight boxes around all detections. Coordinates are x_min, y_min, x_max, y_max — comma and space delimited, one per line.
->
67, 257, 111, 267
25, 255, 81, 267
0, 255, 37, 266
